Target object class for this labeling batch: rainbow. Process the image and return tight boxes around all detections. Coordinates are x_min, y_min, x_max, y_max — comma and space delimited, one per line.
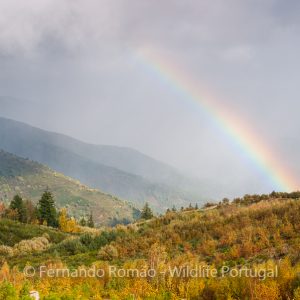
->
135, 48, 298, 192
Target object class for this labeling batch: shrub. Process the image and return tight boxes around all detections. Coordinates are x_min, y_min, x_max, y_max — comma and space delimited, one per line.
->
13, 236, 50, 255
0, 245, 14, 257
294, 287, 300, 300
90, 230, 118, 250
98, 244, 119, 260
0, 281, 17, 300
79, 233, 93, 247
55, 237, 87, 255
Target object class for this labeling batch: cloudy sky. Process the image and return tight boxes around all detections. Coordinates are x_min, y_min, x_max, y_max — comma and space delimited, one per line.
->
0, 0, 300, 197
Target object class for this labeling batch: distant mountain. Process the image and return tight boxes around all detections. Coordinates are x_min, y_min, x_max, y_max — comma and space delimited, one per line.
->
0, 117, 211, 210
0, 150, 138, 225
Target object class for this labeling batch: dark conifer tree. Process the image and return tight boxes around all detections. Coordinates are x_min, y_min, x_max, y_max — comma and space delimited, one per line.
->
37, 190, 58, 227
79, 217, 87, 227
141, 202, 154, 220
87, 212, 94, 228
9, 194, 27, 223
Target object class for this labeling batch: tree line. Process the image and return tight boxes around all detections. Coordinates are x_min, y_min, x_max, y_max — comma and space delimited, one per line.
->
0, 191, 95, 230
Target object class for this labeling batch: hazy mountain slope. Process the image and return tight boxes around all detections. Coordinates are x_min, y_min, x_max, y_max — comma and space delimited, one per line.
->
0, 150, 138, 225
0, 97, 175, 181
0, 112, 203, 190
0, 117, 211, 209
64, 144, 206, 196
0, 97, 183, 184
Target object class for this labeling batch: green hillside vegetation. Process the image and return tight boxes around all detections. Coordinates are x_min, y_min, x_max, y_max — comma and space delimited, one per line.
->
0, 150, 139, 225
2, 192, 300, 299
6, 191, 300, 268
0, 219, 67, 247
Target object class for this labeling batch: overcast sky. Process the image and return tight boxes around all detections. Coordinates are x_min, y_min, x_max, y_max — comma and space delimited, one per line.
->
0, 0, 300, 197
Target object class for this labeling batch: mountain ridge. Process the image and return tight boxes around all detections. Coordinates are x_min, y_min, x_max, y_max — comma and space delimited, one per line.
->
0, 149, 139, 225
0, 116, 211, 210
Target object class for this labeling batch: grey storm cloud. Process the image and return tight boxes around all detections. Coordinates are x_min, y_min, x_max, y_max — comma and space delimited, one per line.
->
1, 0, 299, 56
0, 0, 300, 198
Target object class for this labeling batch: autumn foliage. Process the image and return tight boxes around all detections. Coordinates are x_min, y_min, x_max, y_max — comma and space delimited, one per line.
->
1, 193, 300, 299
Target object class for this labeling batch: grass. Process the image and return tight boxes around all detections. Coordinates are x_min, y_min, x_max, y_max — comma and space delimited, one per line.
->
0, 219, 67, 246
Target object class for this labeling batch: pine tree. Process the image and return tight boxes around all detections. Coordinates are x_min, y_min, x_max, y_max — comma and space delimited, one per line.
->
9, 195, 27, 223
79, 217, 87, 227
87, 212, 94, 228
141, 202, 154, 220
37, 190, 58, 227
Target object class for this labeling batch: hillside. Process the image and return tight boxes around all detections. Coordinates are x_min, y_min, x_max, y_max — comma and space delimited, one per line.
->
0, 219, 67, 247
2, 193, 300, 299
11, 192, 300, 268
0, 116, 213, 210
0, 98, 196, 185
0, 150, 139, 225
